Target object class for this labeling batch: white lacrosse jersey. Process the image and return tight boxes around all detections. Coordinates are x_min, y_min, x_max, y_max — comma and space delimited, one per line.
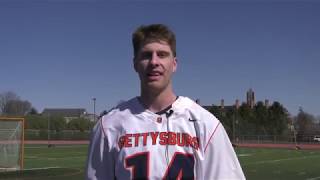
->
86, 96, 245, 180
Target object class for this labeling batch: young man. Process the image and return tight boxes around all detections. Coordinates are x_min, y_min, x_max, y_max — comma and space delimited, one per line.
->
86, 24, 245, 180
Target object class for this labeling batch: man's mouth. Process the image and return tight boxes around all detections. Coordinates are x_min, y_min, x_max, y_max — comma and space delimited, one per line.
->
147, 72, 162, 76
146, 71, 163, 80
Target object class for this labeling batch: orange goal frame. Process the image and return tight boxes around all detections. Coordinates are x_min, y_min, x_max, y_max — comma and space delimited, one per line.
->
0, 117, 24, 170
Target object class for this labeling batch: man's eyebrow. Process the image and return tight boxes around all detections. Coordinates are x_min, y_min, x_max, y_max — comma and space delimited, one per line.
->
157, 50, 170, 53
139, 49, 170, 53
157, 51, 170, 55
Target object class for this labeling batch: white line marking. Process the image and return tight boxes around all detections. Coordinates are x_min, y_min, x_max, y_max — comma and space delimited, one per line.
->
46, 156, 85, 160
24, 156, 37, 158
243, 155, 320, 166
24, 155, 85, 160
25, 145, 87, 149
307, 176, 320, 180
22, 166, 61, 171
238, 154, 252, 157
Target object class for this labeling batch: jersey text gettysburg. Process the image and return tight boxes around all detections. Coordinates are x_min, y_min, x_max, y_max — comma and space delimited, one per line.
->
118, 131, 200, 150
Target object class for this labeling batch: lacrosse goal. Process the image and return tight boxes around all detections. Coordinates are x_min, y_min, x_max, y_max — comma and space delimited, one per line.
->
0, 117, 24, 171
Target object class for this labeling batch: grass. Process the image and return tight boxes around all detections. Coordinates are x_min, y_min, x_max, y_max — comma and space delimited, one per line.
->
1, 145, 320, 179
237, 148, 320, 180
1, 144, 87, 180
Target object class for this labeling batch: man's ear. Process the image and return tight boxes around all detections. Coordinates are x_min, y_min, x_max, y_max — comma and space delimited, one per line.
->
133, 57, 138, 72
172, 57, 178, 72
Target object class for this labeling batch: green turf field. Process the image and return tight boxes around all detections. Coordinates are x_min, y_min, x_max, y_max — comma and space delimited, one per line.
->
238, 147, 320, 180
1, 145, 320, 179
1, 145, 87, 180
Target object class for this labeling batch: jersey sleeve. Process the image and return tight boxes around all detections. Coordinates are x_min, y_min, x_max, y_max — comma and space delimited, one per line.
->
86, 120, 115, 180
203, 123, 246, 180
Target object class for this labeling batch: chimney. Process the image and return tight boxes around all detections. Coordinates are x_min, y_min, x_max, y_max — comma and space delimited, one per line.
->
265, 99, 269, 108
220, 99, 224, 109
235, 99, 240, 110
247, 88, 255, 109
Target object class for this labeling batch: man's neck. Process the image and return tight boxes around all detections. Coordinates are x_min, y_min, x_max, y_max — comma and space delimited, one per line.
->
139, 87, 176, 113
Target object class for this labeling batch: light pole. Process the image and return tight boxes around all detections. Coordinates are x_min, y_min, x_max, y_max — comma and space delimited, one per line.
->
290, 120, 298, 147
233, 112, 236, 143
92, 98, 96, 123
47, 113, 51, 147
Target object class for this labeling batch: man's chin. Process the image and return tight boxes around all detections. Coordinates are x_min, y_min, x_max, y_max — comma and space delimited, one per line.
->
146, 81, 161, 88
144, 82, 165, 92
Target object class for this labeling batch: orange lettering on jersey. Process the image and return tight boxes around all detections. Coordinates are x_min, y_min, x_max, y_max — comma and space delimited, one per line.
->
191, 137, 199, 150
118, 131, 199, 150
150, 132, 159, 145
124, 134, 133, 147
168, 132, 177, 145
141, 132, 149, 146
132, 133, 141, 147
159, 132, 168, 145
184, 133, 192, 147
177, 133, 185, 147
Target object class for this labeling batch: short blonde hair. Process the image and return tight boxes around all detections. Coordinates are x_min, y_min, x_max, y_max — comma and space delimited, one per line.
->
132, 24, 176, 57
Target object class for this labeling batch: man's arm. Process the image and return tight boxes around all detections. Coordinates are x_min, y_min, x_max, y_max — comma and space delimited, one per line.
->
86, 120, 115, 180
203, 123, 246, 180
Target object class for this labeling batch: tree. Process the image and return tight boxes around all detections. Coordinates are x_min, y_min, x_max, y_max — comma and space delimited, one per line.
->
49, 116, 67, 132
208, 106, 224, 122
295, 108, 317, 140
25, 114, 47, 129
28, 107, 38, 115
0, 91, 33, 116
0, 91, 19, 114
268, 101, 290, 135
254, 101, 269, 135
67, 118, 91, 132
3, 99, 32, 116
238, 103, 256, 135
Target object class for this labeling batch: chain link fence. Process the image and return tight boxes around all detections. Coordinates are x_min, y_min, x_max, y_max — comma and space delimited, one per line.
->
25, 129, 320, 144
236, 134, 320, 144
25, 129, 91, 140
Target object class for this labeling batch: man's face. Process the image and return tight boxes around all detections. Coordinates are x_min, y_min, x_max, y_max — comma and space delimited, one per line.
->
134, 41, 177, 93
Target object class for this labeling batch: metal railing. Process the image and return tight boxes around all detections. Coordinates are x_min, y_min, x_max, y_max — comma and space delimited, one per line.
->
25, 129, 90, 140
236, 134, 320, 144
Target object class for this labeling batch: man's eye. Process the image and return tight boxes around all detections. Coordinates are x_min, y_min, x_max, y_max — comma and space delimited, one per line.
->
157, 52, 169, 58
140, 52, 152, 60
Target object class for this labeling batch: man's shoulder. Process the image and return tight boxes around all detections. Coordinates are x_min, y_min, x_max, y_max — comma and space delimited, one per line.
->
176, 96, 220, 123
101, 97, 140, 123
176, 96, 214, 114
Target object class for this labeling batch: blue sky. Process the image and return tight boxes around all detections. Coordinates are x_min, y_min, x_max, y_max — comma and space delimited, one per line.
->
1, 0, 319, 117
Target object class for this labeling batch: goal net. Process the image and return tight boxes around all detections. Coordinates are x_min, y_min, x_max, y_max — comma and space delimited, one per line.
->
0, 117, 24, 171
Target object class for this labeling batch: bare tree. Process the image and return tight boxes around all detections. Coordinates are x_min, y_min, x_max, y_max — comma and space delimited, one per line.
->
3, 100, 32, 116
0, 91, 32, 116
0, 91, 19, 114
294, 108, 317, 141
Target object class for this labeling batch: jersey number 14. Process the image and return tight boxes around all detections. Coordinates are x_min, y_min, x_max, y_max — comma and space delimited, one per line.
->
125, 152, 195, 179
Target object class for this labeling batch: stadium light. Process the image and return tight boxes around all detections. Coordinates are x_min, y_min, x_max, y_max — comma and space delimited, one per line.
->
47, 113, 53, 148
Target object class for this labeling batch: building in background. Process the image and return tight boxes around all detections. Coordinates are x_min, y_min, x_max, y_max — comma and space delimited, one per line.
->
42, 108, 95, 122
201, 88, 269, 111
246, 88, 255, 108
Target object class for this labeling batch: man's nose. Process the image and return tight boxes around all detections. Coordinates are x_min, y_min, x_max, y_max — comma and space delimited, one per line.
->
149, 53, 159, 65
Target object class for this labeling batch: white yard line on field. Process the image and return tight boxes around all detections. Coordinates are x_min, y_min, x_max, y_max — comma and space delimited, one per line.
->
238, 154, 252, 157
243, 155, 320, 166
47, 156, 85, 160
22, 166, 61, 171
307, 176, 320, 180
25, 156, 38, 158
24, 155, 85, 160
25, 145, 87, 149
